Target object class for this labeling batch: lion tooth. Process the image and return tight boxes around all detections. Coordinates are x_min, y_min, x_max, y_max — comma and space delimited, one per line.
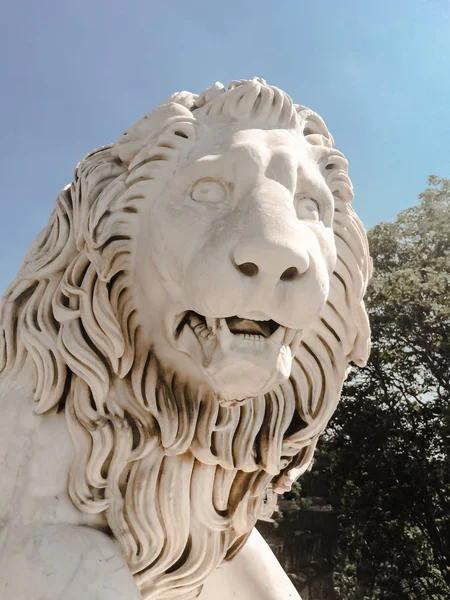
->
284, 328, 296, 346
219, 318, 230, 332
290, 330, 303, 355
205, 317, 218, 333
239, 334, 262, 341
218, 318, 233, 348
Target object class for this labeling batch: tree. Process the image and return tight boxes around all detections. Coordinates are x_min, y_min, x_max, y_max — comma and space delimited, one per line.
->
320, 176, 450, 599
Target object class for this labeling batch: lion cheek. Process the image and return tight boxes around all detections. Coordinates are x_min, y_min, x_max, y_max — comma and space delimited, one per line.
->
313, 224, 338, 278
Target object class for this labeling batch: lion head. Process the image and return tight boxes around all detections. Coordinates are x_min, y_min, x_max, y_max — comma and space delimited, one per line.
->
0, 78, 370, 599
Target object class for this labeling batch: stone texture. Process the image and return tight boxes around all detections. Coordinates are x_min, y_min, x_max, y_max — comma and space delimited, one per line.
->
259, 453, 339, 599
0, 78, 371, 599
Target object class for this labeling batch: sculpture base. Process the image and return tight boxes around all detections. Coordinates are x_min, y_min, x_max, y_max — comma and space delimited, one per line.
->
199, 529, 301, 599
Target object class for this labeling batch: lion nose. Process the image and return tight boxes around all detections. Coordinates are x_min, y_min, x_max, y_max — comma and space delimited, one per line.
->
233, 239, 310, 282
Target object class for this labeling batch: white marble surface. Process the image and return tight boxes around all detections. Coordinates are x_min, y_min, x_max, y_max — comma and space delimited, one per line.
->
0, 78, 371, 599
200, 529, 301, 599
0, 370, 142, 600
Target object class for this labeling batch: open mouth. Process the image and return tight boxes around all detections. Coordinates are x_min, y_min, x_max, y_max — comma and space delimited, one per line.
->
173, 310, 304, 404
175, 311, 299, 347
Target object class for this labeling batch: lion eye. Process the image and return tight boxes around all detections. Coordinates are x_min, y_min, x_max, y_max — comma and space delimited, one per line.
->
190, 179, 227, 204
294, 195, 320, 221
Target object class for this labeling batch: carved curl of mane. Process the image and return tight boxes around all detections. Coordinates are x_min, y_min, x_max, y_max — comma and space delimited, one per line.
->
0, 78, 371, 599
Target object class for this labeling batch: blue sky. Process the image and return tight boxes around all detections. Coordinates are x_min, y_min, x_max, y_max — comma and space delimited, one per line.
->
1, 0, 449, 292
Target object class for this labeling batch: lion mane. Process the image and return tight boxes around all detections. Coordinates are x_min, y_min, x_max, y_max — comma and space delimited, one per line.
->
0, 79, 370, 599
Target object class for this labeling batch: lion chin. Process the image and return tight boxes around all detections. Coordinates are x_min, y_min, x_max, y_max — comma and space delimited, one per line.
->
0, 77, 371, 600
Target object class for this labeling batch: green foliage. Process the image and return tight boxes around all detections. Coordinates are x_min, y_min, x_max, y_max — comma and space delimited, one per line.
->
319, 177, 450, 599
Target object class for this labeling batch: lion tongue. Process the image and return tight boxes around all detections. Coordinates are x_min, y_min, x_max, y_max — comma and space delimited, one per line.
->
225, 317, 271, 337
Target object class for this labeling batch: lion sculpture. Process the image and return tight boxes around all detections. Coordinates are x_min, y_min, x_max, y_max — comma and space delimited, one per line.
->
0, 78, 370, 599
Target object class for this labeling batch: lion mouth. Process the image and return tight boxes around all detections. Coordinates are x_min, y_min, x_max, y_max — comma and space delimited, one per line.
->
173, 310, 303, 403
175, 311, 299, 347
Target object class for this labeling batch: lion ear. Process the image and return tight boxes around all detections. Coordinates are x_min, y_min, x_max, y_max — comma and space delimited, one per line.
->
113, 102, 194, 167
